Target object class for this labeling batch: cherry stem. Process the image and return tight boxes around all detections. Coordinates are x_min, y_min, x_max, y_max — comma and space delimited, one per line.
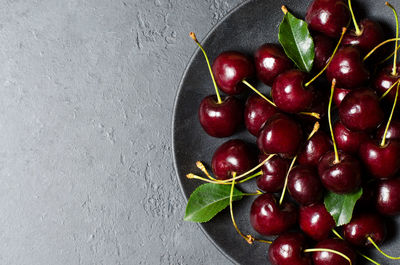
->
348, 0, 361, 36
243, 190, 264, 196
190, 32, 222, 104
278, 155, 297, 205
368, 236, 400, 260
281, 5, 288, 15
304, 248, 352, 265
196, 161, 216, 180
242, 80, 276, 107
229, 178, 272, 245
364, 38, 400, 61
305, 27, 347, 87
379, 79, 400, 100
386, 2, 399, 76
328, 79, 340, 164
298, 112, 321, 120
379, 43, 400, 65
381, 81, 400, 147
332, 229, 344, 239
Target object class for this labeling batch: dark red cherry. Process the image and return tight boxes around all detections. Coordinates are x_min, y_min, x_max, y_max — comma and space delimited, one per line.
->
211, 139, 256, 180
250, 193, 298, 236
374, 64, 400, 101
271, 70, 314, 113
298, 131, 332, 167
359, 139, 400, 179
318, 150, 361, 193
299, 203, 335, 241
342, 19, 384, 53
212, 51, 254, 95
377, 120, 400, 141
333, 120, 369, 154
313, 34, 335, 70
244, 95, 278, 136
254, 43, 293, 86
376, 177, 400, 215
288, 165, 323, 205
312, 239, 357, 265
327, 47, 370, 89
257, 113, 303, 158
339, 88, 384, 131
199, 95, 243, 137
268, 232, 312, 265
333, 87, 351, 106
305, 0, 350, 38
257, 154, 290, 192
343, 213, 386, 247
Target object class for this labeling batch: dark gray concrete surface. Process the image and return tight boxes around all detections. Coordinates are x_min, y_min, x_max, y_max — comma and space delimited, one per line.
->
0, 0, 243, 264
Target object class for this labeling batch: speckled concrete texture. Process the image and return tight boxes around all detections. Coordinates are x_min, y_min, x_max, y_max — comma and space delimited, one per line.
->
0, 0, 243, 264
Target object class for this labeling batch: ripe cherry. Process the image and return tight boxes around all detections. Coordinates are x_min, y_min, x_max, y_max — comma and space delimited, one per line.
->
374, 65, 400, 101
288, 165, 323, 205
299, 203, 335, 241
312, 239, 357, 265
376, 120, 400, 141
342, 19, 384, 53
343, 213, 386, 247
376, 177, 400, 215
333, 87, 351, 106
313, 34, 335, 70
333, 120, 369, 154
298, 131, 332, 167
268, 232, 312, 265
257, 154, 289, 192
244, 94, 278, 136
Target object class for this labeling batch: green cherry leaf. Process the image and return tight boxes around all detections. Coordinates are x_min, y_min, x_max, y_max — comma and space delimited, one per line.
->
278, 11, 315, 72
184, 183, 244, 223
324, 188, 363, 226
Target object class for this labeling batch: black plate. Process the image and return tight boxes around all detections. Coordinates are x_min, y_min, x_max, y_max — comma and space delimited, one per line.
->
172, 0, 399, 264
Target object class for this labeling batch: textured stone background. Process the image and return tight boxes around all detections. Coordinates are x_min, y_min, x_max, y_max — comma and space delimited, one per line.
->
0, 0, 243, 264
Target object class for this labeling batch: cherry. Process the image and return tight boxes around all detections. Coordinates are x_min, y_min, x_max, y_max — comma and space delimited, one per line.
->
333, 87, 351, 106
268, 232, 312, 265
377, 120, 400, 141
339, 88, 384, 131
298, 131, 332, 167
212, 51, 255, 95
257, 113, 303, 158
199, 96, 243, 137
244, 94, 278, 136
250, 193, 297, 236
313, 34, 335, 70
327, 46, 370, 89
312, 239, 357, 265
305, 0, 350, 38
211, 139, 256, 180
288, 165, 323, 205
333, 120, 369, 154
299, 203, 335, 241
343, 213, 386, 247
257, 154, 290, 192
271, 70, 314, 113
376, 177, 400, 215
318, 150, 362, 193
342, 19, 384, 53
254, 43, 293, 86
374, 65, 400, 101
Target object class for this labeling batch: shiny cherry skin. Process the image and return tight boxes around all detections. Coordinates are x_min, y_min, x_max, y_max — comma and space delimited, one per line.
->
374, 65, 400, 101
250, 193, 298, 236
257, 154, 290, 192
299, 203, 335, 241
244, 94, 278, 136
312, 239, 357, 265
257, 113, 303, 158
254, 43, 293, 86
377, 120, 400, 141
333, 87, 351, 106
313, 34, 335, 70
318, 150, 361, 193
342, 19, 384, 53
199, 95, 243, 138
268, 232, 312, 265
305, 0, 350, 38
327, 47, 370, 89
376, 178, 400, 215
211, 139, 256, 180
272, 70, 314, 113
359, 139, 400, 179
298, 131, 331, 167
212, 51, 255, 95
333, 121, 369, 154
339, 88, 384, 131
343, 213, 386, 247
288, 165, 323, 205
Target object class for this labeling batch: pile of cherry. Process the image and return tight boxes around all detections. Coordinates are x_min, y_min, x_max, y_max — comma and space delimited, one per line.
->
185, 0, 400, 264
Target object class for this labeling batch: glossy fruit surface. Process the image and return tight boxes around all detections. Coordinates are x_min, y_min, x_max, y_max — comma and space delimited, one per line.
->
211, 139, 256, 180
268, 232, 312, 265
374, 65, 400, 101
333, 87, 351, 106
313, 34, 335, 70
299, 203, 335, 241
376, 177, 400, 215
333, 121, 369, 154
250, 193, 298, 236
298, 131, 331, 166
288, 165, 323, 205
342, 19, 384, 53
199, 95, 243, 137
244, 94, 278, 136
257, 155, 289, 192
343, 213, 386, 247
377, 120, 400, 141
312, 239, 357, 265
